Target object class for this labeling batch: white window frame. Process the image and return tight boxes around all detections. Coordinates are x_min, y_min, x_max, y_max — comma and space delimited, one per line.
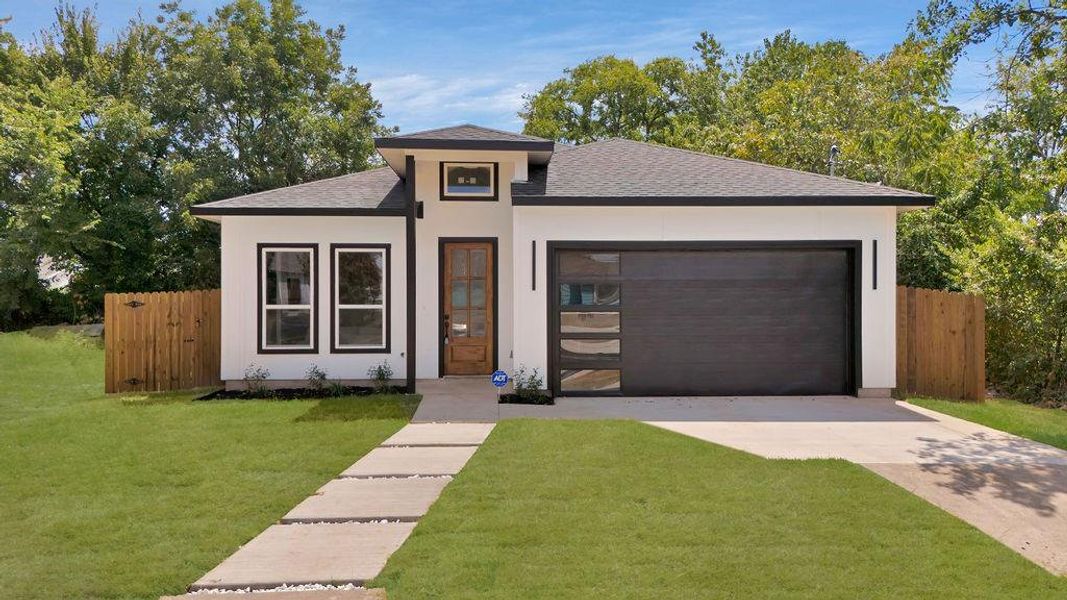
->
259, 245, 317, 353
332, 245, 389, 352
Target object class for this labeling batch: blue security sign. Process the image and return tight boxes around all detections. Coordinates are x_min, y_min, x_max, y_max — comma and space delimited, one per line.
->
490, 370, 509, 388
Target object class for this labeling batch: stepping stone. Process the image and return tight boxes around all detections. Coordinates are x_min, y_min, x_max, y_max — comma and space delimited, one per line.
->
381, 423, 495, 447
341, 446, 478, 478
282, 476, 451, 523
191, 522, 415, 591
163, 589, 386, 599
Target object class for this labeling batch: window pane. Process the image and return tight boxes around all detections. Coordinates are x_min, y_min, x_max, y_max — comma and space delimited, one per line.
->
559, 252, 620, 277
451, 280, 468, 308
338, 308, 383, 347
470, 279, 486, 308
337, 251, 383, 305
561, 312, 620, 334
560, 283, 620, 307
451, 249, 467, 277
266, 251, 311, 305
451, 311, 468, 338
561, 339, 620, 362
560, 369, 621, 392
470, 310, 487, 338
445, 164, 493, 195
471, 249, 487, 277
265, 309, 311, 346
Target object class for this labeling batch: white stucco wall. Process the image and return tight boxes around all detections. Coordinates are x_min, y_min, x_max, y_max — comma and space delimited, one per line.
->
218, 216, 406, 382
410, 150, 519, 378
512, 205, 898, 390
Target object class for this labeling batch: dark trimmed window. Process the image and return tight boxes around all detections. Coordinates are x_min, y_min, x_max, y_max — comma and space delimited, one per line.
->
331, 244, 390, 352
440, 162, 498, 201
259, 244, 318, 353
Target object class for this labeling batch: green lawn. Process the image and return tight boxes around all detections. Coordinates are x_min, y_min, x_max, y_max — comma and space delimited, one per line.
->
0, 331, 419, 600
374, 419, 1067, 599
910, 397, 1067, 451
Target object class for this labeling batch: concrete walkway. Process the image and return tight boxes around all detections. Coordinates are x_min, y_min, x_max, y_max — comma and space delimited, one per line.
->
184, 422, 494, 594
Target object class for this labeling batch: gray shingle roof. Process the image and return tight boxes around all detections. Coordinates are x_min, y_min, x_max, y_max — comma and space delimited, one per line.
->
375, 124, 555, 151
188, 167, 406, 216
512, 138, 933, 205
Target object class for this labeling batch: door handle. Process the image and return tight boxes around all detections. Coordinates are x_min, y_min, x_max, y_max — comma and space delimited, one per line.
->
443, 313, 450, 344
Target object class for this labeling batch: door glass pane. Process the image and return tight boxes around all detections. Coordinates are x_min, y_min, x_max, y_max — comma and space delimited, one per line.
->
470, 249, 487, 277
469, 310, 487, 338
451, 310, 469, 337
561, 312, 620, 334
451, 280, 468, 308
266, 251, 311, 305
338, 308, 383, 347
470, 279, 486, 308
561, 339, 620, 362
451, 249, 467, 277
265, 308, 311, 346
560, 369, 621, 392
559, 252, 620, 277
337, 251, 383, 305
560, 283, 620, 307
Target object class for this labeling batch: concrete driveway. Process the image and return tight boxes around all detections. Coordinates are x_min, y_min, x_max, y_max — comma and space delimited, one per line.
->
415, 381, 1067, 575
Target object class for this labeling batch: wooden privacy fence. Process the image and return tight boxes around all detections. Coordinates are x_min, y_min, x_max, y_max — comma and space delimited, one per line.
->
896, 286, 985, 401
104, 289, 221, 393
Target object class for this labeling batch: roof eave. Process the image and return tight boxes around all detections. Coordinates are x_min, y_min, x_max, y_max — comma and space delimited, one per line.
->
510, 195, 936, 207
188, 206, 407, 217
374, 137, 555, 152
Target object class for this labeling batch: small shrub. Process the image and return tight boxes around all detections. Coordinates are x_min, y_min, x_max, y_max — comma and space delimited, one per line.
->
367, 360, 394, 393
513, 365, 544, 401
327, 381, 348, 397
243, 363, 271, 397
306, 364, 328, 392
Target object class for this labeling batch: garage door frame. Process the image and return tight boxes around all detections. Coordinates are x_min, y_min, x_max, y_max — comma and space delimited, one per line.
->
545, 240, 863, 397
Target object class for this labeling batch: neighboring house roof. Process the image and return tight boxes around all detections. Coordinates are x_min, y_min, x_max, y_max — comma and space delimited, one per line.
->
512, 138, 934, 206
375, 124, 555, 151
188, 167, 406, 216
189, 129, 934, 216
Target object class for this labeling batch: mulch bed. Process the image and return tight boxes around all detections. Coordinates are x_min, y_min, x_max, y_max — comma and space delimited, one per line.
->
198, 386, 395, 400
498, 392, 554, 405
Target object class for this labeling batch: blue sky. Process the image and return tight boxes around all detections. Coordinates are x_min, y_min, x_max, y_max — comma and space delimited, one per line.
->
3, 1, 999, 133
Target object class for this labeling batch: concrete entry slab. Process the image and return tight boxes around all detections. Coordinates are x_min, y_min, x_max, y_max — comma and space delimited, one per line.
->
341, 445, 479, 478
283, 476, 451, 523
191, 522, 416, 590
381, 422, 495, 446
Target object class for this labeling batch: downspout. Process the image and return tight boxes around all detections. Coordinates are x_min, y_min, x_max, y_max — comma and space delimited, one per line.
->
404, 155, 417, 393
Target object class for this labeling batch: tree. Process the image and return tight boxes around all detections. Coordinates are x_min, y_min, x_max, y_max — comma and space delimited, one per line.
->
0, 1, 389, 328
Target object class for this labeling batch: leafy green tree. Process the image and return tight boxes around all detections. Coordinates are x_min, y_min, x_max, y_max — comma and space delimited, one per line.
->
0, 1, 388, 328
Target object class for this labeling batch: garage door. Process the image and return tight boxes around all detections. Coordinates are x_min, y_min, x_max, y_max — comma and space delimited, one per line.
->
550, 243, 856, 396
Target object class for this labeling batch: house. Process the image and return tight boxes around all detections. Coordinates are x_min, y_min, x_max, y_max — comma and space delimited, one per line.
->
189, 124, 933, 397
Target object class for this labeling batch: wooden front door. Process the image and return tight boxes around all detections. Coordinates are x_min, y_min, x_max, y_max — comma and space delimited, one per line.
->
442, 241, 494, 375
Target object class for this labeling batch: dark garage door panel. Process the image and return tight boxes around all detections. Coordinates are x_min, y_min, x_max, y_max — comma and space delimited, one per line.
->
620, 249, 851, 396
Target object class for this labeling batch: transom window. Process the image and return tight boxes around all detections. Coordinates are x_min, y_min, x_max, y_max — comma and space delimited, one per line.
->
260, 244, 317, 353
440, 162, 497, 201
332, 244, 389, 352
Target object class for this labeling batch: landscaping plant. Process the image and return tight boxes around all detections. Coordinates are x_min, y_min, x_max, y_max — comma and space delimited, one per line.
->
368, 360, 394, 394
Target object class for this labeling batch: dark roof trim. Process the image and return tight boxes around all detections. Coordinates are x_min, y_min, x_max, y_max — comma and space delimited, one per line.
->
188, 206, 406, 217
511, 195, 936, 207
374, 137, 555, 152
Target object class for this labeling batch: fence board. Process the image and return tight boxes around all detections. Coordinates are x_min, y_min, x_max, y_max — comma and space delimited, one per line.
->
104, 290, 222, 393
896, 286, 985, 401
